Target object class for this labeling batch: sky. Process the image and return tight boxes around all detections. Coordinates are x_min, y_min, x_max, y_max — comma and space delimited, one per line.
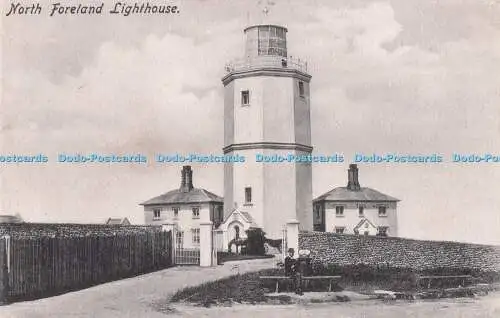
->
1, 0, 500, 244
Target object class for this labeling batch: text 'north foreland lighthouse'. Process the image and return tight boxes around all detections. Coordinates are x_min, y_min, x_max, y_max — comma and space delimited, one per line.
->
222, 22, 314, 239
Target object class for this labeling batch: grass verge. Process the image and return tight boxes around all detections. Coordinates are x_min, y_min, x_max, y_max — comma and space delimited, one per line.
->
169, 265, 500, 307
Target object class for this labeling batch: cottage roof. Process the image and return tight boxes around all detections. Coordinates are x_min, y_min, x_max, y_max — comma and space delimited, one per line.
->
140, 165, 223, 206
313, 186, 399, 202
314, 164, 399, 202
140, 188, 223, 206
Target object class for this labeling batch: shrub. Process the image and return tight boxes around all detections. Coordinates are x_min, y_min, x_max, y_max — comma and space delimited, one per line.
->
246, 228, 266, 255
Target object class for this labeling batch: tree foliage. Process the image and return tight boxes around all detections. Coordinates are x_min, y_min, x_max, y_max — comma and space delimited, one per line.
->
245, 227, 266, 255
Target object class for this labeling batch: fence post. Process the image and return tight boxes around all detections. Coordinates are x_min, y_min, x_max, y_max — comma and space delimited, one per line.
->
211, 229, 218, 266
199, 221, 213, 267
0, 236, 10, 305
286, 219, 300, 259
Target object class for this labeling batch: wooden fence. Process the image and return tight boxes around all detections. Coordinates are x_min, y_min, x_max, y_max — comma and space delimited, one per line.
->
0, 230, 172, 304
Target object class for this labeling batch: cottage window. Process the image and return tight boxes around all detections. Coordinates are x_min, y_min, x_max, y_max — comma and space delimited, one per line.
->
153, 209, 161, 220
335, 227, 345, 234
192, 207, 200, 219
192, 228, 200, 244
241, 90, 250, 106
335, 206, 344, 217
378, 226, 389, 236
378, 206, 387, 217
245, 187, 252, 204
358, 206, 364, 217
314, 205, 321, 221
173, 207, 179, 218
217, 206, 224, 223
298, 81, 305, 97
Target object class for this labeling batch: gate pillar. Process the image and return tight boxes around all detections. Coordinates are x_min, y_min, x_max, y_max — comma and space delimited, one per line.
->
200, 221, 213, 267
286, 219, 300, 258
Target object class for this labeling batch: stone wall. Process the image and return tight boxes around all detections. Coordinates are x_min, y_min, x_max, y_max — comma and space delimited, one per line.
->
0, 223, 164, 238
299, 232, 500, 272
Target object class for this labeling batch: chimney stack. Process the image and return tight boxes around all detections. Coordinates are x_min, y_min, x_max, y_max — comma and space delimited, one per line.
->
347, 164, 361, 191
180, 166, 194, 192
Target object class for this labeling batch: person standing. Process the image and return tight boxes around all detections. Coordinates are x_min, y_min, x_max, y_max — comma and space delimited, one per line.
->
284, 248, 296, 277
284, 248, 303, 294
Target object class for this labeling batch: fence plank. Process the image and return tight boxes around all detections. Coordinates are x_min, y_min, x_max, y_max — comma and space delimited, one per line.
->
0, 228, 173, 304
0, 238, 8, 304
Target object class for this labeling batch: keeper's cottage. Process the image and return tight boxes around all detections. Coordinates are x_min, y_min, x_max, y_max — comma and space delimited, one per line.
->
313, 164, 399, 236
141, 166, 224, 248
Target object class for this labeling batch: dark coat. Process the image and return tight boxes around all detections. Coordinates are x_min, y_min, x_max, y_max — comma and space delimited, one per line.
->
284, 256, 296, 276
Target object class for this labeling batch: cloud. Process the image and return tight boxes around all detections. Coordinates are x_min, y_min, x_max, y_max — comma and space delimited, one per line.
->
2, 0, 500, 244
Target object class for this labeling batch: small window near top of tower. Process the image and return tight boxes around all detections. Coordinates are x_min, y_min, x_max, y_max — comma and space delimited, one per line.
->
298, 81, 305, 97
241, 90, 250, 106
244, 187, 252, 204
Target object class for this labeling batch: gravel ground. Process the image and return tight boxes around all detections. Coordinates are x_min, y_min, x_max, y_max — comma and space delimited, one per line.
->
0, 257, 276, 318
2, 257, 498, 318
173, 292, 500, 318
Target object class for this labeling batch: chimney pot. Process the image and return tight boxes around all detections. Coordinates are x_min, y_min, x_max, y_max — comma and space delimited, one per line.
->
347, 164, 361, 191
180, 165, 194, 192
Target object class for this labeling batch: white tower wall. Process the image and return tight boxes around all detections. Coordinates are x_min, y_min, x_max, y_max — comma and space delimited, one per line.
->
222, 24, 314, 239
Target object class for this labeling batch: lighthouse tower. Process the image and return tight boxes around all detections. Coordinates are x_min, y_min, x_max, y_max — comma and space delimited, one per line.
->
222, 22, 313, 239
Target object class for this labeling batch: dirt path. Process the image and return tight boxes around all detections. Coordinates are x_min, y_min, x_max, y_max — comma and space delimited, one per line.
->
0, 258, 276, 318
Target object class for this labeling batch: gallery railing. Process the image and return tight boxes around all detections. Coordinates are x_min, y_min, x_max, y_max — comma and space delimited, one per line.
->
225, 55, 308, 73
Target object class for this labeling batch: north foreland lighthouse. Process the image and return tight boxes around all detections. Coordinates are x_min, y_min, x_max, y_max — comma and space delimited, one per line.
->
221, 22, 314, 239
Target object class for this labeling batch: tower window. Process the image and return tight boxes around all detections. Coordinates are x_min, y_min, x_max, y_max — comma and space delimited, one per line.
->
245, 187, 252, 204
298, 81, 305, 97
241, 90, 250, 106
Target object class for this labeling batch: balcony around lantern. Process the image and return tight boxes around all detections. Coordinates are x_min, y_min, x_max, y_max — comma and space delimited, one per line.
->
224, 55, 308, 74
